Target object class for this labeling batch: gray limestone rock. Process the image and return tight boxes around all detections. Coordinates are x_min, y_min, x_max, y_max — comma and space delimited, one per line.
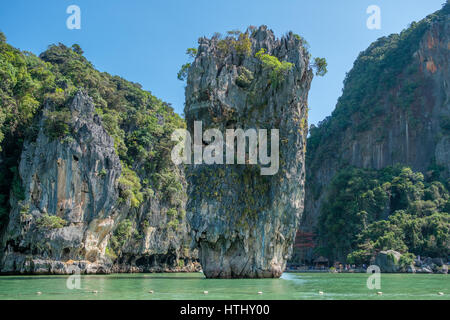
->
184, 26, 313, 278
374, 250, 402, 273
0, 91, 121, 273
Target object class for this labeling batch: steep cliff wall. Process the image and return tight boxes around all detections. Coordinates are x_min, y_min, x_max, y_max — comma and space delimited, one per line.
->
0, 40, 197, 273
0, 91, 197, 273
1, 91, 121, 273
296, 5, 449, 263
184, 26, 313, 278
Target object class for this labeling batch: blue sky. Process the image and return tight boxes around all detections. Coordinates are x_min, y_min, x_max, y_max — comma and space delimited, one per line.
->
0, 0, 445, 125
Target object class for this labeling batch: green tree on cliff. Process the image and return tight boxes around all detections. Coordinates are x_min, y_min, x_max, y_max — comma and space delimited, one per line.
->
312, 57, 328, 76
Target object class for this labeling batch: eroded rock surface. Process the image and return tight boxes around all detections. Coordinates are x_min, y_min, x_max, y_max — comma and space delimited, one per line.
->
0, 91, 198, 274
296, 5, 449, 263
184, 26, 313, 278
0, 91, 121, 273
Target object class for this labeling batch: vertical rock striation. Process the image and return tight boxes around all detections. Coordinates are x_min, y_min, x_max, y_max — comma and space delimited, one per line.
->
296, 5, 449, 263
184, 26, 313, 278
0, 91, 198, 274
1, 91, 122, 273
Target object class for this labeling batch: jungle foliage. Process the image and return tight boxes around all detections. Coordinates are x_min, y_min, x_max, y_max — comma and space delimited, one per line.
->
316, 165, 450, 263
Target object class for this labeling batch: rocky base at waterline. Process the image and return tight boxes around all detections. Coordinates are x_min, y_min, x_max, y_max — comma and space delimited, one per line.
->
0, 252, 200, 275
374, 250, 449, 274
184, 26, 313, 278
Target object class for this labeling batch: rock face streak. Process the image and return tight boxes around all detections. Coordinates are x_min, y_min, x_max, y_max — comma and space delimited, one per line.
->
185, 26, 313, 278
297, 6, 449, 263
0, 91, 197, 274
1, 92, 121, 273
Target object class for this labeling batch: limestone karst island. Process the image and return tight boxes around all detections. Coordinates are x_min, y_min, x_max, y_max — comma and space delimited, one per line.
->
0, 0, 448, 304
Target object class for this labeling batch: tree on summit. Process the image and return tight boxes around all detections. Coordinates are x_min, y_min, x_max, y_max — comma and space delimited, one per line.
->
177, 48, 197, 81
71, 44, 84, 55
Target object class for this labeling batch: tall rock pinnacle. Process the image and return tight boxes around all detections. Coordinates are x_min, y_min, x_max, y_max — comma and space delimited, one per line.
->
184, 26, 313, 278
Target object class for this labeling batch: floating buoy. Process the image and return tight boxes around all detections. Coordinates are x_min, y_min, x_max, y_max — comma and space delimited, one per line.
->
438, 292, 444, 296
148, 290, 154, 294
203, 291, 208, 294
36, 291, 42, 295
257, 291, 263, 295
319, 291, 324, 295
376, 292, 383, 295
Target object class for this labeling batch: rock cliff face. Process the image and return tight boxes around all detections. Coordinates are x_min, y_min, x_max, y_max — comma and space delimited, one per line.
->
295, 5, 449, 263
1, 91, 121, 273
185, 26, 313, 278
0, 91, 197, 274
111, 178, 197, 273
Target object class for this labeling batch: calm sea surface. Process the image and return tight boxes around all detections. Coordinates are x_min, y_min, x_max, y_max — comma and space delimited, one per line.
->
0, 272, 448, 300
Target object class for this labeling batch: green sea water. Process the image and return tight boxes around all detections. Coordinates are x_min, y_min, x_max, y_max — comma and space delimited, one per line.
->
0, 272, 448, 300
